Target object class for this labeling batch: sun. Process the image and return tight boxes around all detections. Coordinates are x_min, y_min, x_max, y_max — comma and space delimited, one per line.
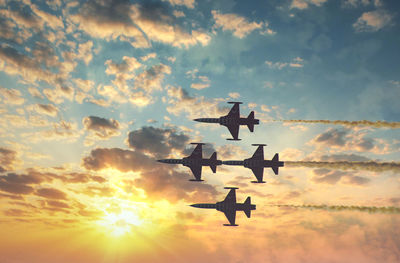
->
97, 209, 143, 237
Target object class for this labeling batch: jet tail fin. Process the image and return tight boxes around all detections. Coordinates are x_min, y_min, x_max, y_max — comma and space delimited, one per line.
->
272, 153, 279, 175
244, 197, 252, 218
247, 111, 255, 132
209, 152, 217, 173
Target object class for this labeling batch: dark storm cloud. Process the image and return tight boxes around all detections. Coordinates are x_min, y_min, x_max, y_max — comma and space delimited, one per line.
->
128, 126, 190, 158
35, 188, 67, 200
279, 119, 400, 128
83, 116, 120, 139
286, 161, 400, 173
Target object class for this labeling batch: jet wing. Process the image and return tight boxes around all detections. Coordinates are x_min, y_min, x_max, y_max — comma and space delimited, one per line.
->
189, 165, 202, 181
188, 144, 203, 159
223, 188, 237, 203
227, 124, 239, 140
251, 167, 264, 182
227, 103, 240, 118
223, 210, 237, 226
251, 145, 264, 160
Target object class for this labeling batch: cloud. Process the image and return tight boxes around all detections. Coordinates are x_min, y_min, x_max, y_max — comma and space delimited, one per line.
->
343, 0, 381, 8
35, 188, 68, 200
22, 120, 82, 142
35, 104, 58, 117
313, 128, 348, 146
311, 169, 370, 186
290, 0, 328, 9
0, 45, 52, 84
102, 57, 170, 106
128, 126, 189, 158
286, 160, 400, 173
0, 172, 49, 195
82, 148, 155, 172
73, 78, 95, 93
163, 0, 195, 9
353, 10, 393, 32
0, 87, 25, 105
71, 0, 210, 48
212, 10, 274, 38
265, 57, 304, 69
166, 86, 227, 119
0, 147, 20, 171
308, 128, 389, 154
83, 116, 120, 139
134, 64, 171, 93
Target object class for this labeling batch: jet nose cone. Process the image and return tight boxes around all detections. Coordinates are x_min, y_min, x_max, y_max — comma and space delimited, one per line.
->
157, 159, 167, 163
193, 118, 200, 122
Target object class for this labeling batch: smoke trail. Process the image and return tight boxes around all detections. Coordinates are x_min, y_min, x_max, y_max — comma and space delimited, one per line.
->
270, 204, 400, 214
277, 119, 400, 129
286, 161, 400, 173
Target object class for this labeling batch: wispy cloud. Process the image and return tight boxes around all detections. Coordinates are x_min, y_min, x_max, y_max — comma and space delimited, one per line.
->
212, 10, 274, 38
353, 10, 393, 32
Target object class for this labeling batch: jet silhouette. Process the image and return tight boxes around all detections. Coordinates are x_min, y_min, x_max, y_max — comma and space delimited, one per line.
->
193, 102, 259, 141
157, 143, 222, 181
190, 187, 256, 226
222, 144, 284, 183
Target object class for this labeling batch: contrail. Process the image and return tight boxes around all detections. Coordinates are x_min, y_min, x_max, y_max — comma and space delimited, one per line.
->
269, 204, 400, 214
286, 161, 400, 173
275, 119, 400, 129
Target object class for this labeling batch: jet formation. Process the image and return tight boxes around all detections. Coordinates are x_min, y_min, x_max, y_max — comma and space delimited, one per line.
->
194, 102, 259, 141
157, 101, 284, 226
190, 187, 256, 226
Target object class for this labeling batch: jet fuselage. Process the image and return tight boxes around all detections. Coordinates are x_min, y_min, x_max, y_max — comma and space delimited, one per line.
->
222, 159, 284, 169
157, 158, 221, 167
190, 202, 256, 213
194, 116, 259, 127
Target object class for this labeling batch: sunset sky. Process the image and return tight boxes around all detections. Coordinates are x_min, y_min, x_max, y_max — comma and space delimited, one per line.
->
1, 0, 400, 262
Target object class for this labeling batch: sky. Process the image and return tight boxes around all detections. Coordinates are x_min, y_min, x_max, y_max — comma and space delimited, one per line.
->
0, 0, 400, 262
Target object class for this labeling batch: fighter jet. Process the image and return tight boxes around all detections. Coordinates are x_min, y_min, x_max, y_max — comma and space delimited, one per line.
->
190, 187, 256, 226
222, 144, 284, 183
193, 102, 259, 141
157, 143, 222, 182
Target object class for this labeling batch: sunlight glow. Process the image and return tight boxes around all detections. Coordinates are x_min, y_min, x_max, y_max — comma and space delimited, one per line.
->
97, 210, 143, 237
